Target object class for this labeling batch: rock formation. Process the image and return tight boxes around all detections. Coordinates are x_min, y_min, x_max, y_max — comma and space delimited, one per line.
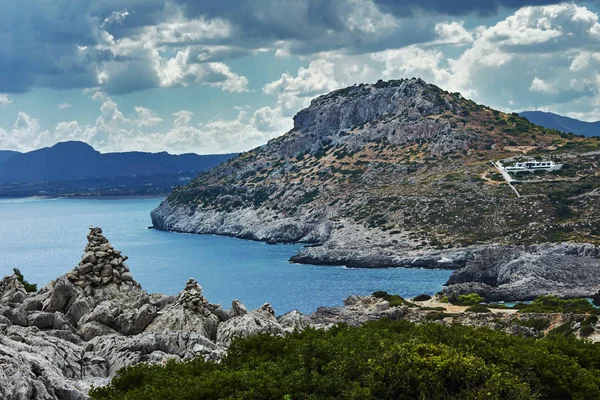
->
2, 226, 600, 399
443, 243, 600, 301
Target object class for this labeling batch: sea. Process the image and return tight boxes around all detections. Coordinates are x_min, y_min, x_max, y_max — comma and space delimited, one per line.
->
0, 197, 452, 314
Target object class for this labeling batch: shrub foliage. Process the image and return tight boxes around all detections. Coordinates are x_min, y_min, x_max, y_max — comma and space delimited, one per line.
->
91, 319, 600, 400
13, 268, 37, 292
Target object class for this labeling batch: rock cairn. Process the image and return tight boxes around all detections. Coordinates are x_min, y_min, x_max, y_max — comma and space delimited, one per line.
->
67, 226, 137, 296
177, 278, 209, 311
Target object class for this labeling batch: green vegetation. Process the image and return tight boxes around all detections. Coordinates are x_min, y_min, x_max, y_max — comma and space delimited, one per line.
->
91, 319, 600, 400
515, 318, 551, 332
465, 304, 492, 313
593, 290, 600, 307
372, 291, 418, 307
13, 268, 37, 292
515, 295, 596, 314
450, 293, 484, 306
580, 315, 598, 337
413, 294, 432, 302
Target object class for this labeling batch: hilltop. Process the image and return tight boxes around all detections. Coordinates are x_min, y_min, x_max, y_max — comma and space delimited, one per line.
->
0, 141, 236, 197
152, 78, 600, 300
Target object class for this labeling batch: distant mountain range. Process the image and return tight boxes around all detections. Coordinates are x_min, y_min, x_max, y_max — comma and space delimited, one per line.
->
0, 141, 236, 197
519, 111, 600, 137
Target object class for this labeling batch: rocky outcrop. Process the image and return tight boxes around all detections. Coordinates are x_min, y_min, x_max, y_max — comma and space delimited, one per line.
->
2, 226, 600, 399
151, 78, 600, 274
443, 243, 600, 301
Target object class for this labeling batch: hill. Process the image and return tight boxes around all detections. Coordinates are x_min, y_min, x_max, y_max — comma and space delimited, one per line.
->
0, 150, 19, 165
151, 79, 600, 299
520, 111, 600, 137
0, 141, 236, 197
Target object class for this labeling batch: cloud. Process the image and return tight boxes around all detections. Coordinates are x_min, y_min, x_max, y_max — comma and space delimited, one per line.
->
0, 94, 12, 106
0, 112, 51, 152
0, 93, 291, 154
433, 21, 474, 45
372, 0, 574, 17
58, 103, 72, 109
529, 77, 556, 93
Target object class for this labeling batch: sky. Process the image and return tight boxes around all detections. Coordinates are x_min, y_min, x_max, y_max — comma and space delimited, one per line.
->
1, 1, 600, 154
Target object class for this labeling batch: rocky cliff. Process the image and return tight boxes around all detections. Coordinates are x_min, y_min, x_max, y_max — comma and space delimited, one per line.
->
151, 78, 600, 273
1, 227, 600, 399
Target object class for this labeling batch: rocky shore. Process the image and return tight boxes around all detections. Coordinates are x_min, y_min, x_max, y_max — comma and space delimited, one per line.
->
2, 227, 600, 399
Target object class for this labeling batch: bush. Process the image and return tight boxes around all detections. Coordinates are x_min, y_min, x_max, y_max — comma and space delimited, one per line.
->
451, 293, 484, 306
580, 315, 598, 337
516, 318, 551, 332
520, 295, 595, 314
420, 306, 447, 311
372, 291, 417, 308
466, 305, 491, 313
13, 268, 37, 293
593, 290, 600, 307
413, 294, 432, 302
91, 319, 600, 400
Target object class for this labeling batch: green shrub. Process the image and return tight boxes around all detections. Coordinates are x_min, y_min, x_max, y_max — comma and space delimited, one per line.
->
520, 295, 595, 314
420, 306, 447, 311
516, 318, 551, 332
593, 290, 600, 307
91, 319, 600, 400
372, 291, 417, 308
425, 312, 454, 321
13, 268, 37, 293
580, 315, 598, 337
413, 294, 432, 302
466, 305, 491, 313
451, 293, 484, 306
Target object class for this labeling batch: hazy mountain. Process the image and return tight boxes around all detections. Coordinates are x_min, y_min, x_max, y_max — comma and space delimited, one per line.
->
520, 111, 600, 137
0, 141, 235, 184
0, 150, 20, 166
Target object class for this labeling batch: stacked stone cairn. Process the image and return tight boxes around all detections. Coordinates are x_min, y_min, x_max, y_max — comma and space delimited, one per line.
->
177, 278, 209, 312
66, 226, 137, 296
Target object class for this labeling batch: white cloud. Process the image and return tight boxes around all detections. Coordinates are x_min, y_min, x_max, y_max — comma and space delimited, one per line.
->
58, 103, 71, 109
0, 94, 12, 106
103, 9, 130, 27
433, 21, 474, 46
529, 77, 556, 93
0, 112, 50, 152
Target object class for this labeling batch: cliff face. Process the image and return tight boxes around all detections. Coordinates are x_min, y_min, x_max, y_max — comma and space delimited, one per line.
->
152, 78, 600, 267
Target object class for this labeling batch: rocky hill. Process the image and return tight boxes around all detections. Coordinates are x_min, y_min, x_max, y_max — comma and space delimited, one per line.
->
152, 79, 600, 279
2, 227, 598, 399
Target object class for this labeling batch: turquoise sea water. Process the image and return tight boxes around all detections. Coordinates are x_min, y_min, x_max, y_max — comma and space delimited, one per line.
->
0, 198, 453, 314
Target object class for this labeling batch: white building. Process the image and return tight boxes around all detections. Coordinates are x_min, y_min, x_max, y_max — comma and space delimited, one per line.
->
504, 160, 562, 173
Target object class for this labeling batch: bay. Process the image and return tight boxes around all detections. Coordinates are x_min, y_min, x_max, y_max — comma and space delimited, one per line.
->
0, 197, 452, 313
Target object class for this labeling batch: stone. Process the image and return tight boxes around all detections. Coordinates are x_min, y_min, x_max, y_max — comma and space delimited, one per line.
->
28, 312, 55, 329
23, 298, 43, 312
45, 277, 78, 313
80, 263, 94, 274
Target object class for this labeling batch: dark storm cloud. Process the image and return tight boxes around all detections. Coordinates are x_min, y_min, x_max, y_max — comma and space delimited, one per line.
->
0, 0, 589, 94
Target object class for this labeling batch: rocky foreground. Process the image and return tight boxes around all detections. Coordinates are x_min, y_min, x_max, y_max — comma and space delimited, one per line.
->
1, 227, 600, 399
